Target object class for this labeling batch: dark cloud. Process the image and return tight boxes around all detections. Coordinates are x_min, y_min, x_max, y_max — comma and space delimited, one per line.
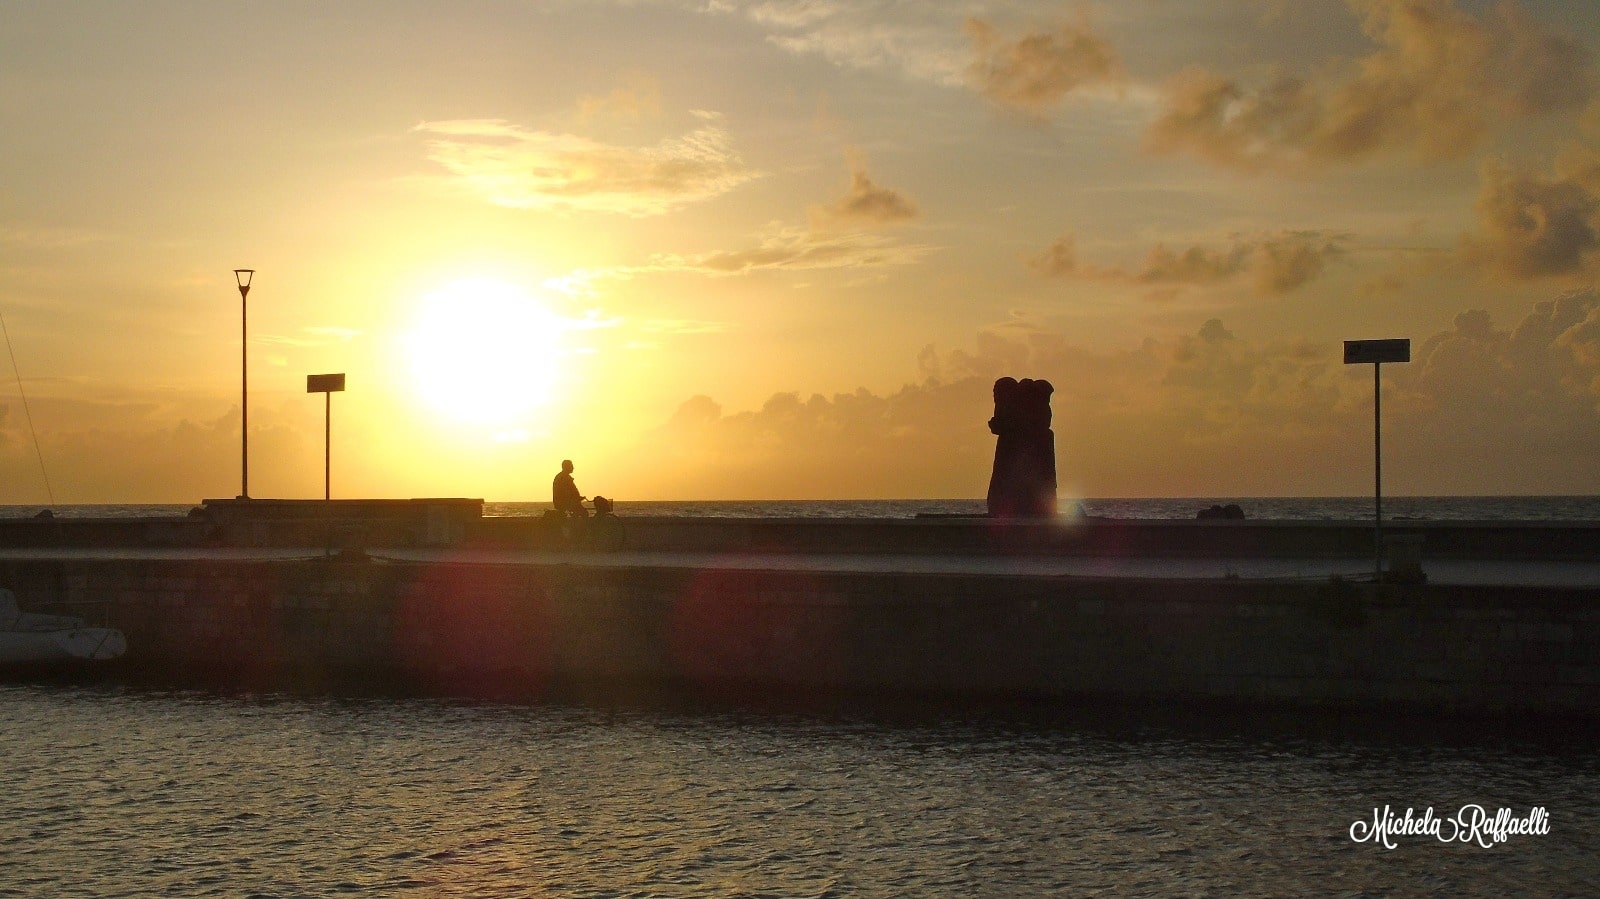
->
1137, 243, 1252, 285
1144, 68, 1321, 171
810, 151, 917, 228
964, 15, 1122, 118
1030, 231, 1345, 296
1198, 319, 1235, 343
1026, 235, 1077, 277
1145, 0, 1596, 171
1461, 156, 1600, 279
1255, 232, 1343, 293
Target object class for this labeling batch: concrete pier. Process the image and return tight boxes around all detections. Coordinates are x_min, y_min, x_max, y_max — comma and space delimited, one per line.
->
5, 505, 1600, 562
1, 532, 1597, 715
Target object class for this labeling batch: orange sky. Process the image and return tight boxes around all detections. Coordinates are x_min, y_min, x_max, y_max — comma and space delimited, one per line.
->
1, 0, 1598, 503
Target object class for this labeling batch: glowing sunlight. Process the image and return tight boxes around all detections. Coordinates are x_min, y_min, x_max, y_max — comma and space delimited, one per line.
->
402, 278, 565, 428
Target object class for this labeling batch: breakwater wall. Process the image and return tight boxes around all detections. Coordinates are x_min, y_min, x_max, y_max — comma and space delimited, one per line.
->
6, 511, 1600, 561
3, 556, 1596, 715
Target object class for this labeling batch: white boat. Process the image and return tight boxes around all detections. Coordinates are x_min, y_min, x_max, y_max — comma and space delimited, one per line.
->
0, 587, 126, 664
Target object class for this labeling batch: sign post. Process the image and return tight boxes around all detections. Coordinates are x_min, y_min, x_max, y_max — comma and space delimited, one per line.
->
1343, 339, 1409, 581
306, 373, 346, 501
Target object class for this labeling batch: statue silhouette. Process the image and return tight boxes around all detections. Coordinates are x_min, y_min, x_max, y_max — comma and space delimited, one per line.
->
986, 377, 1057, 518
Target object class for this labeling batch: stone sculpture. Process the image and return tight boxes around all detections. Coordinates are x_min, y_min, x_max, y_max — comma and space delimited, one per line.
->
986, 377, 1057, 518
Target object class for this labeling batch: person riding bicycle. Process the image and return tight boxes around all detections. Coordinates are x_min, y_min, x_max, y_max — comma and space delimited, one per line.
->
552, 460, 586, 518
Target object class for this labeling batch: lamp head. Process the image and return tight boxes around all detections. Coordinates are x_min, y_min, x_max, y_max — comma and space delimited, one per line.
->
233, 269, 254, 297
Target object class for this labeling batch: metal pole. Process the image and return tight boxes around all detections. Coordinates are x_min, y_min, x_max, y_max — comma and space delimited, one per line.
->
324, 392, 331, 501
1374, 361, 1382, 581
241, 287, 248, 499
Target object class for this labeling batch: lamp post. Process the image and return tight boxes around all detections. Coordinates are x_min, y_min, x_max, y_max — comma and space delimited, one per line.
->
234, 269, 254, 499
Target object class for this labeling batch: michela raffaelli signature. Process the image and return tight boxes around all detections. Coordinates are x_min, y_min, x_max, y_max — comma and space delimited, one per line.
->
1349, 805, 1550, 849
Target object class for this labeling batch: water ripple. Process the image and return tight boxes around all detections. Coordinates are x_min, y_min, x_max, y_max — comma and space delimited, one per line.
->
0, 683, 1595, 895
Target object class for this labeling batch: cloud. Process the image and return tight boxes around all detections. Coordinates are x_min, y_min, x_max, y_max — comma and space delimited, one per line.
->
653, 224, 931, 275
743, 0, 840, 29
1392, 290, 1600, 459
541, 222, 931, 288
576, 75, 662, 122
545, 150, 929, 283
963, 15, 1122, 118
413, 113, 760, 215
636, 380, 990, 499
1197, 319, 1235, 343
0, 399, 325, 503
1144, 0, 1596, 171
634, 287, 1600, 498
703, 0, 969, 85
634, 316, 1351, 498
1460, 154, 1600, 280
1558, 301, 1600, 373
699, 3, 1124, 114
542, 268, 626, 298
1030, 231, 1345, 296
808, 150, 917, 229
1254, 232, 1344, 294
1026, 235, 1077, 278
1134, 242, 1252, 286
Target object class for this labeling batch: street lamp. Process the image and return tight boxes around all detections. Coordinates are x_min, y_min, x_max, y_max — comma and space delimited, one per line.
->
234, 268, 254, 499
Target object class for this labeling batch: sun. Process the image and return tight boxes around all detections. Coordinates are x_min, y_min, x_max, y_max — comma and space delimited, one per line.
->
403, 278, 565, 426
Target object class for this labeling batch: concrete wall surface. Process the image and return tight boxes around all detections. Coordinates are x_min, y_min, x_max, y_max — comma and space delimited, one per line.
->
598, 517, 1600, 560
7, 514, 1600, 561
3, 557, 1596, 715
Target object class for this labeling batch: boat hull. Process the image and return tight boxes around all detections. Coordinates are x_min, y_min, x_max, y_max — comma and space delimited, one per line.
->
0, 627, 127, 664
0, 587, 127, 666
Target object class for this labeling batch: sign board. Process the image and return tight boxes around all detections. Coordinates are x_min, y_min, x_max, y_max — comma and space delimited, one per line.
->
1344, 339, 1410, 365
306, 373, 346, 393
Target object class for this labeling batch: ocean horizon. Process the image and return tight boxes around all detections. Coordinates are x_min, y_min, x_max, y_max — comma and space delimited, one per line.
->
4, 495, 1600, 522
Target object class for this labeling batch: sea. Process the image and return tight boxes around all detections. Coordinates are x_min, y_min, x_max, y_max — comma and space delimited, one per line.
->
2, 497, 1597, 896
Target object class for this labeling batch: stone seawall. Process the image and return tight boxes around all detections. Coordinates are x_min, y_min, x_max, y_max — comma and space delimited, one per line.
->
3, 556, 1596, 715
7, 514, 1600, 561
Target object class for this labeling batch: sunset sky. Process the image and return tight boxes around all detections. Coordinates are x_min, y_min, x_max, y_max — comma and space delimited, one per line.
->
2, 0, 1598, 504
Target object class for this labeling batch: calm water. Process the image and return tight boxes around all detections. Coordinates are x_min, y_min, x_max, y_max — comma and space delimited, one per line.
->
5, 496, 1600, 521
0, 683, 1594, 896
